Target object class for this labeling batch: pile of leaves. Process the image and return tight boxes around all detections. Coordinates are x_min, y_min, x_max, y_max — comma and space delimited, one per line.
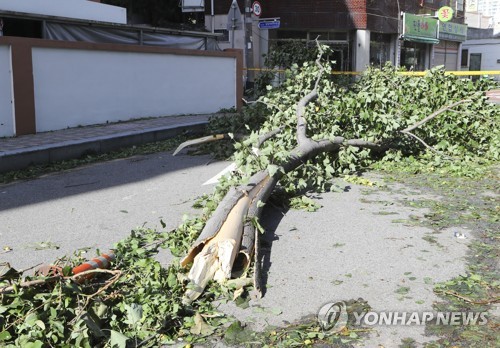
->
1, 54, 499, 346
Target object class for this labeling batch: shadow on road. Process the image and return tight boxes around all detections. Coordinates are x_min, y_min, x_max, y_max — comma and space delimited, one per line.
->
0, 152, 221, 212
258, 201, 290, 297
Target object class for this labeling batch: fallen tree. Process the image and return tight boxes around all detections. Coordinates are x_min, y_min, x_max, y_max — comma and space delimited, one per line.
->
1, 43, 498, 347
177, 43, 499, 303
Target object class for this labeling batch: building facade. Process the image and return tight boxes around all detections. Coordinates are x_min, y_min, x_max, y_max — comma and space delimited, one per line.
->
466, 0, 500, 34
205, 0, 467, 73
461, 27, 500, 79
462, 2, 500, 80
477, 0, 500, 20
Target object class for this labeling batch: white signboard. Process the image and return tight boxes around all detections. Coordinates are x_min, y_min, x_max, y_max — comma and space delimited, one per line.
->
181, 0, 204, 13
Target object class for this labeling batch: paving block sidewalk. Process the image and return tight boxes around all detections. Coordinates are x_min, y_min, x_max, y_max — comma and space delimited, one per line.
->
486, 89, 500, 104
0, 114, 212, 173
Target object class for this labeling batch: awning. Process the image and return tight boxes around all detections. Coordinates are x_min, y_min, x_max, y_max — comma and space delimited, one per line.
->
401, 35, 440, 44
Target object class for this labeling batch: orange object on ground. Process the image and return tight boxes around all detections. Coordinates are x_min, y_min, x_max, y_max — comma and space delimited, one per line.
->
72, 250, 116, 275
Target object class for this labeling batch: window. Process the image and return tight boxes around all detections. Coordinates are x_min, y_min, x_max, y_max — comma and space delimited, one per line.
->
456, 0, 464, 11
277, 30, 306, 40
308, 32, 347, 41
370, 33, 392, 68
461, 49, 469, 67
214, 29, 229, 42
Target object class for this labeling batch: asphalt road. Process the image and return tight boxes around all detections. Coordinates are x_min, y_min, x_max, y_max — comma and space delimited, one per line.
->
0, 152, 229, 270
0, 152, 472, 347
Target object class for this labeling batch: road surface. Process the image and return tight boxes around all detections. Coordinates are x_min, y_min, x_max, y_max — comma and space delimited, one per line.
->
0, 152, 471, 347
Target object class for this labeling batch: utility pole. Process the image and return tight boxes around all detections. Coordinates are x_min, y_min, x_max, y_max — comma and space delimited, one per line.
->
396, 0, 401, 68
244, 0, 253, 88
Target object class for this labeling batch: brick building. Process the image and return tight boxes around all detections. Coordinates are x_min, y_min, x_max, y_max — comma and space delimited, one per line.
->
205, 0, 467, 73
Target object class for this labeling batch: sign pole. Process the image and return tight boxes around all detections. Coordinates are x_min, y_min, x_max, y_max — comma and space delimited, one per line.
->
244, 0, 253, 88
227, 1, 242, 49
231, 3, 236, 48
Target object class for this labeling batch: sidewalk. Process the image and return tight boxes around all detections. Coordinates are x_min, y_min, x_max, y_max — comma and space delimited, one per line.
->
486, 89, 500, 104
0, 114, 212, 173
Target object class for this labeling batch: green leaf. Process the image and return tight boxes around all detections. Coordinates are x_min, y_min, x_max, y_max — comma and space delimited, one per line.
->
124, 303, 143, 327
250, 217, 265, 234
224, 320, 248, 345
82, 313, 105, 338
0, 331, 12, 341
267, 164, 280, 177
470, 274, 482, 281
25, 313, 38, 326
62, 265, 73, 276
34, 320, 45, 330
190, 313, 215, 336
167, 271, 177, 288
110, 330, 128, 348
395, 286, 410, 295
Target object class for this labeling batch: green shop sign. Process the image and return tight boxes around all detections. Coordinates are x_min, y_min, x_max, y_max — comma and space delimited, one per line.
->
439, 21, 467, 42
402, 13, 439, 44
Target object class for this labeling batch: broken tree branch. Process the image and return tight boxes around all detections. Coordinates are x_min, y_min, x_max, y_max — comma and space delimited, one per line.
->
401, 99, 471, 133
243, 98, 285, 114
0, 276, 62, 294
182, 172, 271, 303
256, 127, 284, 148
402, 131, 444, 156
173, 125, 281, 158
180, 174, 267, 267
297, 41, 326, 145
399, 100, 472, 158
0, 269, 122, 294
434, 289, 500, 305
241, 176, 279, 298
173, 134, 229, 156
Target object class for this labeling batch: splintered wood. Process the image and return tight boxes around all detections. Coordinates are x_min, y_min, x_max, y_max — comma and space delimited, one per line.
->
182, 175, 270, 304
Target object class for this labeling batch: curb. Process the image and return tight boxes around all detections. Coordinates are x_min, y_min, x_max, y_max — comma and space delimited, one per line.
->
0, 121, 207, 174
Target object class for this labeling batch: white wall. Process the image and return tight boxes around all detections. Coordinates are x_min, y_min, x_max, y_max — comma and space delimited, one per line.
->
0, 0, 126, 24
31, 47, 237, 132
462, 39, 500, 80
0, 45, 14, 137
465, 12, 493, 29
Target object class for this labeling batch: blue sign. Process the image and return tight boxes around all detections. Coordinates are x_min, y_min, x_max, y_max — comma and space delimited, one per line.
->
258, 20, 280, 30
